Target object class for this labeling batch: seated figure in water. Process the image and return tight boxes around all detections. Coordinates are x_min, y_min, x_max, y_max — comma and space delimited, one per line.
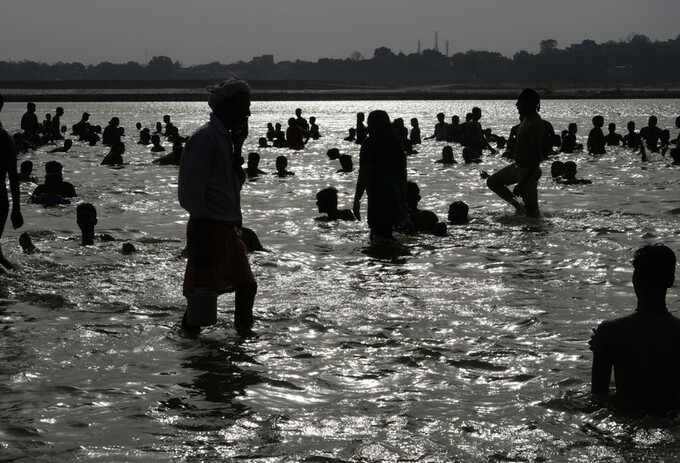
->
315, 187, 356, 221
406, 181, 447, 236
590, 243, 680, 415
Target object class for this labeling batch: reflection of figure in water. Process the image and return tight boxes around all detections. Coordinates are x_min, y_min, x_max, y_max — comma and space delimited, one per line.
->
436, 145, 457, 165
587, 115, 606, 155
316, 187, 356, 221
0, 94, 24, 271
604, 123, 623, 146
355, 112, 367, 144
484, 89, 543, 218
353, 110, 411, 241
591, 243, 680, 415
77, 203, 116, 246
406, 181, 446, 236
244, 152, 266, 178
178, 76, 257, 332
274, 155, 294, 177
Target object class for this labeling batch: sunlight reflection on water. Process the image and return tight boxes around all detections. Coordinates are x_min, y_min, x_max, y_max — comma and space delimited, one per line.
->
0, 99, 679, 461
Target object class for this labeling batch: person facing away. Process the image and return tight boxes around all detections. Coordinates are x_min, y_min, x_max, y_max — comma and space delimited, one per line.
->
309, 116, 321, 140
102, 117, 121, 146
315, 187, 356, 221
101, 141, 125, 166
639, 116, 663, 153
622, 121, 639, 149
353, 110, 411, 241
244, 152, 266, 178
591, 243, 680, 416
76, 202, 115, 246
178, 76, 257, 332
274, 155, 294, 177
18, 160, 38, 183
286, 117, 309, 151
485, 88, 543, 218
436, 145, 457, 165
0, 94, 24, 271
31, 160, 77, 202
560, 123, 580, 154
72, 112, 91, 138
604, 123, 623, 146
337, 154, 353, 173
294, 108, 309, 131
587, 115, 606, 155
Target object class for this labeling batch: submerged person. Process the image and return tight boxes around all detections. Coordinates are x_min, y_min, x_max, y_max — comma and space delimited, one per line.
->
406, 181, 447, 236
353, 110, 411, 241
31, 160, 77, 204
590, 243, 680, 415
0, 94, 24, 271
315, 187, 356, 221
435, 145, 457, 165
485, 88, 543, 218
18, 160, 38, 183
274, 155, 294, 177
244, 152, 266, 178
178, 76, 257, 331
425, 112, 448, 141
622, 120, 639, 149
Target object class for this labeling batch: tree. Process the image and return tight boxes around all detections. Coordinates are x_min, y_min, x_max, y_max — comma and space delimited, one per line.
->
146, 55, 177, 79
540, 39, 558, 54
349, 51, 364, 61
373, 46, 395, 60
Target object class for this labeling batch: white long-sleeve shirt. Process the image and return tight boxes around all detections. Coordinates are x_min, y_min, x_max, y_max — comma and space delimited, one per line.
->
178, 113, 244, 222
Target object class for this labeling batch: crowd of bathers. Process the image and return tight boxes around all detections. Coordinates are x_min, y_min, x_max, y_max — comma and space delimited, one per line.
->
7, 101, 680, 246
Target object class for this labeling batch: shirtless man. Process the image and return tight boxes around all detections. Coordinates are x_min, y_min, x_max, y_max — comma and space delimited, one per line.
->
485, 89, 543, 218
0, 94, 24, 271
587, 115, 606, 155
591, 244, 680, 415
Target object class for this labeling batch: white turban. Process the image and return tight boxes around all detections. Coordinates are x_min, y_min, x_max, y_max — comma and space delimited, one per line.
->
207, 75, 251, 110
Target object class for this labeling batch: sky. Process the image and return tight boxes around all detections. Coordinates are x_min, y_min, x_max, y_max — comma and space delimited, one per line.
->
1, 0, 678, 67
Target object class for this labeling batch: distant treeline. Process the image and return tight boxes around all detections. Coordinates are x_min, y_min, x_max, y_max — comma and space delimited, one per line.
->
1, 35, 679, 82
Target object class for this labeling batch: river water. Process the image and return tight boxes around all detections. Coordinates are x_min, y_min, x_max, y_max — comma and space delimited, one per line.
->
0, 99, 679, 462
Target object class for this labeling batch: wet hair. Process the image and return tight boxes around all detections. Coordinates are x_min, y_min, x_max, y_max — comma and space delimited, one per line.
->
448, 201, 469, 223
76, 202, 97, 220
316, 187, 338, 202
633, 244, 676, 289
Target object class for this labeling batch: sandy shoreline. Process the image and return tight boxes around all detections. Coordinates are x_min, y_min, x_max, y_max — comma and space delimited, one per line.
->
1, 80, 679, 101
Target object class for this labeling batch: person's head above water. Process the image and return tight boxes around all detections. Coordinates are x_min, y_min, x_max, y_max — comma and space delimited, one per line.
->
448, 201, 469, 224
516, 88, 540, 116
76, 202, 98, 246
316, 187, 339, 214
633, 243, 676, 296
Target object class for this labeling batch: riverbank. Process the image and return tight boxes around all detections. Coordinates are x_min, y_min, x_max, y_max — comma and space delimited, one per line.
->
1, 80, 679, 101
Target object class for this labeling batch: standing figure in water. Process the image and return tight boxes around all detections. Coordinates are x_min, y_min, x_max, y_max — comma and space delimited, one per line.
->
591, 244, 680, 415
0, 94, 24, 271
485, 89, 543, 218
178, 77, 257, 332
353, 110, 411, 241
